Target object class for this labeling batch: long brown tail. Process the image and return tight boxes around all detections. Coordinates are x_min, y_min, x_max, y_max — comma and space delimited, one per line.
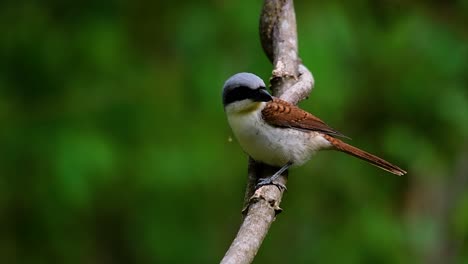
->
324, 135, 407, 176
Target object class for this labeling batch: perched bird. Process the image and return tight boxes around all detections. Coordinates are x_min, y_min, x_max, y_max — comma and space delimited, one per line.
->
222, 72, 406, 189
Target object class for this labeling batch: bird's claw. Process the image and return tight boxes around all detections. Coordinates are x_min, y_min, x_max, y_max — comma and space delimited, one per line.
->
255, 177, 287, 191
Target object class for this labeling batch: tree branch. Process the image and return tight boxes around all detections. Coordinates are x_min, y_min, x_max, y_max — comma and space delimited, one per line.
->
221, 0, 314, 263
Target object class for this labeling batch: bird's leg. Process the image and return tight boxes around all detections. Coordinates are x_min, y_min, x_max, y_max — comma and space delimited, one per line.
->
256, 161, 293, 191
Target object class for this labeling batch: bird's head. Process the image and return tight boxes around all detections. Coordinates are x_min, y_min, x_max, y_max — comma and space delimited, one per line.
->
222, 73, 272, 114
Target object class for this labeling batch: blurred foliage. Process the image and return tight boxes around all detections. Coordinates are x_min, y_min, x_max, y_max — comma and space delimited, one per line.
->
0, 0, 467, 263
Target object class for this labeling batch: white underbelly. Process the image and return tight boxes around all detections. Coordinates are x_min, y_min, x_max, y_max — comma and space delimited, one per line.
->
228, 111, 332, 167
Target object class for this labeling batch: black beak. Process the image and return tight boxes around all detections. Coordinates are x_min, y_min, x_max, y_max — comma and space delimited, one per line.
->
254, 88, 272, 102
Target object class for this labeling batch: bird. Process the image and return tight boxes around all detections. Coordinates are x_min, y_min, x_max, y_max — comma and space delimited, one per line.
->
222, 72, 406, 189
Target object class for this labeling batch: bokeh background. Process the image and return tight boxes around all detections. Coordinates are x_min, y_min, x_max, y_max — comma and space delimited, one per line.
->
1, 0, 468, 263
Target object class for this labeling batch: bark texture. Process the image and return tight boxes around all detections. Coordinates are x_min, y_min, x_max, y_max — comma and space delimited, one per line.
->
221, 0, 314, 263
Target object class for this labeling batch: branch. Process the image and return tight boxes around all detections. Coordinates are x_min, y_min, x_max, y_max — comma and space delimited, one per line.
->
221, 162, 286, 264
280, 64, 314, 105
221, 0, 315, 263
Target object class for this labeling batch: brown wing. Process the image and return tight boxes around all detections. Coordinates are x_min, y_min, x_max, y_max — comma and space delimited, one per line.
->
262, 98, 347, 138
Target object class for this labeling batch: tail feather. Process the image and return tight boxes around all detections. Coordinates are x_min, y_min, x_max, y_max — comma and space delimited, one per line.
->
324, 135, 407, 176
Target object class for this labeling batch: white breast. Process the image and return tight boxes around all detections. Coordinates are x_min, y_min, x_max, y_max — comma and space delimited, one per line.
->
227, 107, 332, 167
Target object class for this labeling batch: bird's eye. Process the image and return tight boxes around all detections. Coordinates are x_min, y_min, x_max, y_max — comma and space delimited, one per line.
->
223, 86, 256, 105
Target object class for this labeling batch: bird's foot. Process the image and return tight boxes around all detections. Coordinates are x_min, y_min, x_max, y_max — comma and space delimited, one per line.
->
254, 162, 292, 191
255, 177, 287, 191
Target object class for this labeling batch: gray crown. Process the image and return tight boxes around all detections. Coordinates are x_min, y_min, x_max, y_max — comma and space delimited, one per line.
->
222, 73, 271, 106
223, 72, 265, 92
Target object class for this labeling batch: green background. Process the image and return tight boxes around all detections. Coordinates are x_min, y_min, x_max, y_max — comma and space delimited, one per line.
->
1, 0, 468, 263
